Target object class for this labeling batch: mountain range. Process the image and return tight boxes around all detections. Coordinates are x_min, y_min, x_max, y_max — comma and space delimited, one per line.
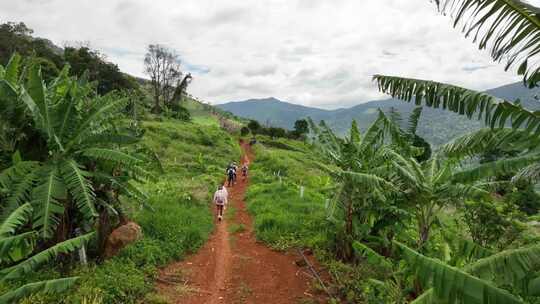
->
217, 82, 540, 145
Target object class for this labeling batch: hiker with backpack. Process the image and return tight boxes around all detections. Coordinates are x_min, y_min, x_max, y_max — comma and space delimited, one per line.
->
232, 162, 239, 182
241, 164, 248, 181
227, 165, 235, 187
213, 185, 228, 221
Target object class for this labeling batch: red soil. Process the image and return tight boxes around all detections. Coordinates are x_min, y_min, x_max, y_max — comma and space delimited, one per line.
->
156, 141, 327, 304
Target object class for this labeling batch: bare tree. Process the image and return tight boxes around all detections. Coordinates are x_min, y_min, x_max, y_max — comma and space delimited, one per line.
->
143, 44, 184, 113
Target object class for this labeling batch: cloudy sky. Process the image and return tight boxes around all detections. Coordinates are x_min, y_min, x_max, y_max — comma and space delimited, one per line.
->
2, 0, 538, 109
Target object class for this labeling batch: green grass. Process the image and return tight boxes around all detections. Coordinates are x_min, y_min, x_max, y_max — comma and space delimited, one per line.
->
245, 137, 334, 250
228, 223, 246, 234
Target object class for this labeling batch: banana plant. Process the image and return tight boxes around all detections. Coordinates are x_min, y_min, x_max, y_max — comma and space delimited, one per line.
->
0, 53, 154, 301
383, 148, 539, 249
309, 110, 416, 260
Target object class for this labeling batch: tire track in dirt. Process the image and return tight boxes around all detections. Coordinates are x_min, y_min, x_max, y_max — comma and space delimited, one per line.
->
157, 140, 326, 304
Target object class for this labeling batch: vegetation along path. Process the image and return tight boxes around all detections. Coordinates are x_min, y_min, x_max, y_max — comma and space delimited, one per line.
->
157, 141, 323, 304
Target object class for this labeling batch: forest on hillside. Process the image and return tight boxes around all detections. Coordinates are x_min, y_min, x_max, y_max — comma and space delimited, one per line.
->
2, 0, 540, 304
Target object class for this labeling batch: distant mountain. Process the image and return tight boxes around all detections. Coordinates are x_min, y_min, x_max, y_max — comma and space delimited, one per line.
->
217, 82, 540, 145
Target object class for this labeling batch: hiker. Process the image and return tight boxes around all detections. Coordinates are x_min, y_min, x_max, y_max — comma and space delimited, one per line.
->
241, 164, 248, 180
227, 166, 235, 187
232, 162, 238, 182
213, 185, 228, 221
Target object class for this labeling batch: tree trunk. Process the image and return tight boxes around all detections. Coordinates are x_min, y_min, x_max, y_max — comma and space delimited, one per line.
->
151, 94, 161, 114
341, 198, 354, 261
97, 209, 112, 259
417, 223, 430, 250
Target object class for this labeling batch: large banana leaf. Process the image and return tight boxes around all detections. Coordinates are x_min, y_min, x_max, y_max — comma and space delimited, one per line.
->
65, 97, 130, 150
4, 53, 21, 85
466, 244, 540, 285
439, 128, 535, 158
0, 277, 78, 304
31, 166, 66, 239
0, 203, 33, 236
395, 241, 524, 304
374, 75, 540, 134
434, 0, 540, 87
0, 232, 95, 280
451, 153, 540, 182
61, 160, 97, 221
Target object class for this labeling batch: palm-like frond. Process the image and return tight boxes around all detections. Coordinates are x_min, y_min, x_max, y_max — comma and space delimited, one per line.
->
395, 241, 523, 304
513, 162, 540, 182
411, 288, 434, 304
0, 277, 78, 304
439, 183, 491, 201
434, 0, 540, 87
31, 167, 66, 239
0, 203, 33, 236
65, 97, 129, 150
440, 128, 537, 158
61, 160, 96, 221
0, 231, 36, 264
451, 153, 540, 182
27, 64, 52, 139
374, 75, 540, 133
0, 161, 39, 190
457, 239, 495, 261
340, 170, 397, 192
466, 243, 540, 286
2, 164, 40, 217
4, 53, 21, 85
353, 241, 393, 269
408, 107, 423, 135
1, 232, 94, 280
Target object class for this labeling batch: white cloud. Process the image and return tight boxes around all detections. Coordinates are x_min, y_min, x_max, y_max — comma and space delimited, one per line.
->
2, 0, 539, 109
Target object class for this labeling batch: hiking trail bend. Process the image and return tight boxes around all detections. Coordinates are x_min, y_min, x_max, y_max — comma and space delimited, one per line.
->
157, 141, 326, 304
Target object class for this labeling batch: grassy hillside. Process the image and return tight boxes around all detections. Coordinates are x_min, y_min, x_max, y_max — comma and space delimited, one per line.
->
4, 117, 240, 304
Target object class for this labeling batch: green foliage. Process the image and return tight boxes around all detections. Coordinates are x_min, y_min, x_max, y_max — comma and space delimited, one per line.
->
396, 241, 524, 304
461, 200, 515, 248
291, 119, 309, 139
167, 103, 191, 121
247, 120, 261, 134
246, 182, 331, 250
374, 75, 540, 133
63, 47, 138, 95
0, 22, 137, 93
505, 184, 540, 215
6, 113, 240, 303
309, 111, 416, 259
240, 126, 250, 136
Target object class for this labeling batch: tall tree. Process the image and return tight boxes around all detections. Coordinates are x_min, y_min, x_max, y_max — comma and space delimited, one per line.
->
144, 44, 184, 114
293, 119, 309, 139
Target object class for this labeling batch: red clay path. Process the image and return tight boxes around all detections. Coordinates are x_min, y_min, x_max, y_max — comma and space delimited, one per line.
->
157, 141, 327, 304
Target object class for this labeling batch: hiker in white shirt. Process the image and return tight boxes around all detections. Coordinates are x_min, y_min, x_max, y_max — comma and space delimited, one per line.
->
213, 185, 228, 221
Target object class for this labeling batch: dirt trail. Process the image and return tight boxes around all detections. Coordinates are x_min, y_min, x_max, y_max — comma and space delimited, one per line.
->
157, 141, 326, 304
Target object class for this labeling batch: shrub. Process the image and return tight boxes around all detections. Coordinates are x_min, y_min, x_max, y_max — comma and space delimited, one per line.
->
169, 104, 192, 121
505, 185, 540, 216
240, 126, 250, 136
